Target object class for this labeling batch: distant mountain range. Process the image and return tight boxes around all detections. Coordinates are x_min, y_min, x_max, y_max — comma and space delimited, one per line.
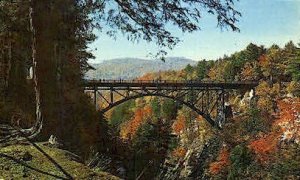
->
85, 57, 197, 80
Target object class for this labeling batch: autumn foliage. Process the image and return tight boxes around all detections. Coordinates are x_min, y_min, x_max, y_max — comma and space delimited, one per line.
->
248, 133, 280, 163
275, 98, 300, 144
106, 42, 300, 179
172, 147, 187, 158
249, 98, 300, 163
172, 114, 186, 135
209, 147, 230, 175
120, 105, 152, 139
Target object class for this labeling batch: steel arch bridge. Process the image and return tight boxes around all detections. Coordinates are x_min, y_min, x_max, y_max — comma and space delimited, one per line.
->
83, 80, 258, 129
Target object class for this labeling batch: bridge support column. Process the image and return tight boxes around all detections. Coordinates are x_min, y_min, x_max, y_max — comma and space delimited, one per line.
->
93, 86, 98, 110
110, 87, 114, 104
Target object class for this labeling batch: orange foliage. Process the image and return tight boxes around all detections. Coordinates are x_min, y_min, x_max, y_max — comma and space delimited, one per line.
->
120, 105, 153, 139
172, 147, 187, 158
172, 114, 186, 135
248, 133, 280, 163
143, 105, 152, 115
209, 147, 230, 175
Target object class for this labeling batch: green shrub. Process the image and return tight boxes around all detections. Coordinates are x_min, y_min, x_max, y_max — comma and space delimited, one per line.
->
227, 144, 253, 179
241, 108, 269, 136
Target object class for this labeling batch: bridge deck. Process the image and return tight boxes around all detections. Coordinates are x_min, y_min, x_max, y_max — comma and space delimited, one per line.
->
84, 80, 258, 90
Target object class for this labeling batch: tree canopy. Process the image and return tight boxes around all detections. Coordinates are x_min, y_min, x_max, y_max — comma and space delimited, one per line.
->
90, 0, 240, 54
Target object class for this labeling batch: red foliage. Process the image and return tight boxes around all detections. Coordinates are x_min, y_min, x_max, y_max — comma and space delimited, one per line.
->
209, 147, 230, 175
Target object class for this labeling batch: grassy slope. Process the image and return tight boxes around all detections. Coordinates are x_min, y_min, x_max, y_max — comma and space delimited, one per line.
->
0, 143, 120, 179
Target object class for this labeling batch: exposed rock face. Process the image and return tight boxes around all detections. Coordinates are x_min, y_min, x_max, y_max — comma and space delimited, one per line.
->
158, 135, 221, 180
240, 91, 254, 107
88, 152, 127, 179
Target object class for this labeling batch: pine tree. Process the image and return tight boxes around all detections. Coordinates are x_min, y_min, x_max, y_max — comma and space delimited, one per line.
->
287, 43, 300, 82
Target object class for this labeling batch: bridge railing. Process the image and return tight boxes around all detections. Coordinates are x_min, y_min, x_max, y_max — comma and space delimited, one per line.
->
84, 79, 258, 85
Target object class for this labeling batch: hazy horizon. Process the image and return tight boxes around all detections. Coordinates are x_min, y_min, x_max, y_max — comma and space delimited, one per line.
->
89, 56, 196, 64
89, 41, 300, 63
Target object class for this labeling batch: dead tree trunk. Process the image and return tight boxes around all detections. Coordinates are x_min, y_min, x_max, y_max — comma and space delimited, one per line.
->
5, 32, 12, 101
22, 0, 43, 138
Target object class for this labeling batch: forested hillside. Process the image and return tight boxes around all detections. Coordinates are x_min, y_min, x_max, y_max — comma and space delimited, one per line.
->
105, 42, 300, 179
85, 57, 196, 80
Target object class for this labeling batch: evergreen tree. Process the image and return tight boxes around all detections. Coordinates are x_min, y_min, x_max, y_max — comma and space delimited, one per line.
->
131, 119, 174, 179
151, 97, 161, 120
286, 42, 300, 82
196, 60, 213, 80
110, 100, 135, 128
0, 1, 34, 127
161, 99, 177, 121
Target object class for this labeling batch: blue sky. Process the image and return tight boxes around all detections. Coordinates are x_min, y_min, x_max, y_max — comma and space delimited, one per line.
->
89, 0, 300, 63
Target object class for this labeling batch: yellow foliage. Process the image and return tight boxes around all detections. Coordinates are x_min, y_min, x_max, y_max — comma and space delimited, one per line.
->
255, 81, 269, 96
255, 81, 280, 113
286, 81, 300, 96
240, 62, 260, 81
208, 61, 228, 81
257, 97, 274, 113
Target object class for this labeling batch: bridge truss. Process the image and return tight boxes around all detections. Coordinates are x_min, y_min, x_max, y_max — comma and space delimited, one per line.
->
84, 80, 257, 128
